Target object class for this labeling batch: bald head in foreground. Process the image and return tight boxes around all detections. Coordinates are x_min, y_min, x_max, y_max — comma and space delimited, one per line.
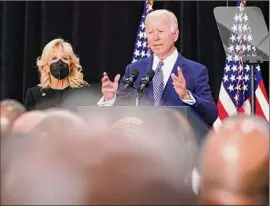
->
0, 99, 26, 138
11, 111, 46, 134
199, 115, 269, 205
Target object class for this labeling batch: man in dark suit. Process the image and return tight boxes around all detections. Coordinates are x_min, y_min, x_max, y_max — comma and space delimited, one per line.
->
98, 9, 217, 126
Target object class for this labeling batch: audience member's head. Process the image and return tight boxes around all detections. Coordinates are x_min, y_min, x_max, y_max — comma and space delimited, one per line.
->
199, 115, 269, 205
0, 99, 26, 138
1, 130, 89, 205
146, 108, 199, 194
79, 128, 195, 205
109, 108, 200, 198
33, 108, 89, 139
11, 111, 46, 134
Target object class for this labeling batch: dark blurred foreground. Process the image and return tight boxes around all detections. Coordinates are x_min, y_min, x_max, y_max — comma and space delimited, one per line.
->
1, 94, 269, 205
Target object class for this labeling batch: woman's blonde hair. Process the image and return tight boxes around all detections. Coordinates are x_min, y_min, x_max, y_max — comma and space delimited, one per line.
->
37, 38, 88, 89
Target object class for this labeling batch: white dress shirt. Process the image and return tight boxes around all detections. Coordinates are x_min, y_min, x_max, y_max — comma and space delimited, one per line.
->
97, 48, 196, 106
152, 48, 178, 90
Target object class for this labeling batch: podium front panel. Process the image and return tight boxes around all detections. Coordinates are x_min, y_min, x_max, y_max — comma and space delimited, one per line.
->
77, 106, 210, 146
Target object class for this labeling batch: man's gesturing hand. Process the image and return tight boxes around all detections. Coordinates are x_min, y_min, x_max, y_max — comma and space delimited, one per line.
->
101, 72, 121, 101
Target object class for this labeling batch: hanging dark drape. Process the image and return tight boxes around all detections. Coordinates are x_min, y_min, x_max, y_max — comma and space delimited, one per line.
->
1, 1, 269, 104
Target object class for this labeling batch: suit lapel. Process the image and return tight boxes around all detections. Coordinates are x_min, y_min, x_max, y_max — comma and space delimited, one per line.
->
160, 53, 186, 105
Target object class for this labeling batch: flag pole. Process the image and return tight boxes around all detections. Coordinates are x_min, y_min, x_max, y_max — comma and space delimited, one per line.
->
239, 0, 262, 116
242, 56, 263, 115
240, 0, 262, 116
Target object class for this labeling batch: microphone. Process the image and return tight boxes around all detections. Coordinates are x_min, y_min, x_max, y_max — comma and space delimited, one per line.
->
123, 69, 139, 90
139, 69, 155, 91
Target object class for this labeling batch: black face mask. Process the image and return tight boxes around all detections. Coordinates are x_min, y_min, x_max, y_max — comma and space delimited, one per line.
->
50, 59, 70, 80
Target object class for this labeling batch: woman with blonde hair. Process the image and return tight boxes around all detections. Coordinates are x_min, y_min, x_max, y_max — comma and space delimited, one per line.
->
24, 38, 92, 110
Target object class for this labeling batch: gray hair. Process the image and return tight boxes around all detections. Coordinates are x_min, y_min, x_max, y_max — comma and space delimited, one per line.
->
145, 9, 178, 32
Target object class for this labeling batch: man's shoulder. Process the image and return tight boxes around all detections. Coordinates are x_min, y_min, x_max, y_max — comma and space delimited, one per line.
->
181, 55, 207, 70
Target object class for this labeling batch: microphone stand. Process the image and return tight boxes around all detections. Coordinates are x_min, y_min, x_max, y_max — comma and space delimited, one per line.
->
125, 87, 131, 105
242, 56, 263, 116
135, 88, 143, 107
124, 85, 137, 106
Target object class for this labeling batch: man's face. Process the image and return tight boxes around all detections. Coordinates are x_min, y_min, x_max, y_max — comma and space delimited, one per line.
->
146, 16, 179, 59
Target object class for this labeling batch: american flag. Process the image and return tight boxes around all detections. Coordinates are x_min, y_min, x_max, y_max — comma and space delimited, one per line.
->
131, 0, 154, 63
213, 1, 269, 129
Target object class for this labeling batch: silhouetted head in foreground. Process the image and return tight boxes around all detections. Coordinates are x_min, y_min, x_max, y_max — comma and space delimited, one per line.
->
33, 108, 89, 139
0, 99, 26, 138
11, 111, 46, 134
199, 115, 269, 205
